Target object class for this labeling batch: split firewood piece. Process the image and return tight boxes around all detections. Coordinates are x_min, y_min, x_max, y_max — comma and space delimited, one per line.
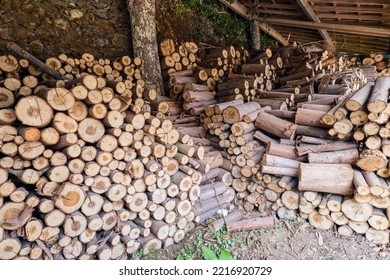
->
15, 96, 53, 127
356, 149, 387, 172
298, 163, 353, 195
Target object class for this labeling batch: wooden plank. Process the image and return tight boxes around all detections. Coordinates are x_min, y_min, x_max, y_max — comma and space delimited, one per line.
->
219, 0, 289, 46
255, 8, 304, 17
308, 0, 390, 5
317, 13, 390, 22
266, 18, 390, 37
312, 6, 390, 14
297, 0, 332, 41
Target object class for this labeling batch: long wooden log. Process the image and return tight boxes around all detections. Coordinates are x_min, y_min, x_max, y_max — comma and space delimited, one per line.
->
298, 163, 354, 195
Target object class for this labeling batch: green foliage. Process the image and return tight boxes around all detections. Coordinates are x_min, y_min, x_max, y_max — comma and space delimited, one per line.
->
202, 246, 218, 260
136, 248, 143, 259
175, 227, 237, 260
173, 0, 249, 45
201, 246, 233, 260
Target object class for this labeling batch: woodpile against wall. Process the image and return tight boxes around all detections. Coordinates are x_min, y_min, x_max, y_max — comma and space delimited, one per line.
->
157, 40, 390, 244
1, 38, 390, 260
0, 48, 216, 259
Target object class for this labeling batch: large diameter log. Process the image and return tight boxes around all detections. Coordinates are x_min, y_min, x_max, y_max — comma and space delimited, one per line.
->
226, 216, 275, 233
298, 163, 353, 195
308, 148, 359, 164
77, 118, 105, 143
222, 102, 260, 124
255, 112, 297, 139
341, 199, 373, 222
15, 96, 53, 128
356, 149, 387, 172
367, 77, 390, 113
54, 182, 86, 214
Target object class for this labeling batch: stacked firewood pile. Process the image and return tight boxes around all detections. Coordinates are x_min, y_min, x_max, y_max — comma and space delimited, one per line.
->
350, 52, 390, 77
185, 43, 390, 244
0, 48, 217, 260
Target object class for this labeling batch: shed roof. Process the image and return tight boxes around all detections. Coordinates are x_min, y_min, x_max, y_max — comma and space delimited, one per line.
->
220, 0, 390, 54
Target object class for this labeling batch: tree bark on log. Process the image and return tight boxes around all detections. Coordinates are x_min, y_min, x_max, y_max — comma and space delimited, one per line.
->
127, 0, 164, 95
298, 163, 354, 195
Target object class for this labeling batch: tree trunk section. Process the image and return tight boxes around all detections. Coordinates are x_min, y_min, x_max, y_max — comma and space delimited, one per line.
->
127, 0, 164, 95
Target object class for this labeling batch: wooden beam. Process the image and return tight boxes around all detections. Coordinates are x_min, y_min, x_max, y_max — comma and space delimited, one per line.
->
296, 0, 331, 41
308, 0, 390, 4
255, 8, 303, 17
219, 0, 289, 46
312, 6, 390, 14
262, 18, 390, 38
318, 13, 390, 22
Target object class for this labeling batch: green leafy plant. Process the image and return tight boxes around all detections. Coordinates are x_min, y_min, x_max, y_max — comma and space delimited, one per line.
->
202, 246, 233, 260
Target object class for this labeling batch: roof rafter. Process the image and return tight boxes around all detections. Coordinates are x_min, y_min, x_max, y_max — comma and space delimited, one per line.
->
296, 0, 331, 41
260, 18, 390, 38
219, 0, 289, 46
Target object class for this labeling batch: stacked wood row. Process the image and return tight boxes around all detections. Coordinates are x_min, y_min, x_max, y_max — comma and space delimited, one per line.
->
350, 52, 390, 77
0, 52, 209, 259
256, 76, 390, 244
197, 45, 250, 77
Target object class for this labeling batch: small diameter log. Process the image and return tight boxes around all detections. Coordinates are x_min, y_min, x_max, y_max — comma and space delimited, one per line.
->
226, 216, 275, 233
298, 163, 353, 195
266, 142, 307, 161
296, 141, 356, 156
209, 210, 243, 232
345, 82, 374, 111
255, 112, 297, 139
353, 170, 370, 196
308, 148, 359, 164
367, 77, 390, 113
295, 108, 329, 128
308, 210, 334, 230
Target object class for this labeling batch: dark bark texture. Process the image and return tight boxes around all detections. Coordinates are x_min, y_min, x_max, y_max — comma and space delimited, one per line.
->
127, 0, 164, 95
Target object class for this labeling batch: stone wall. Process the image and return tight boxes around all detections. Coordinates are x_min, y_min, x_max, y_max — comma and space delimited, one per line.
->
0, 0, 132, 60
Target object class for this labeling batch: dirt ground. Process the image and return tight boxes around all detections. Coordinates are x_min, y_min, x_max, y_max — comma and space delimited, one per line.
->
141, 215, 390, 260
